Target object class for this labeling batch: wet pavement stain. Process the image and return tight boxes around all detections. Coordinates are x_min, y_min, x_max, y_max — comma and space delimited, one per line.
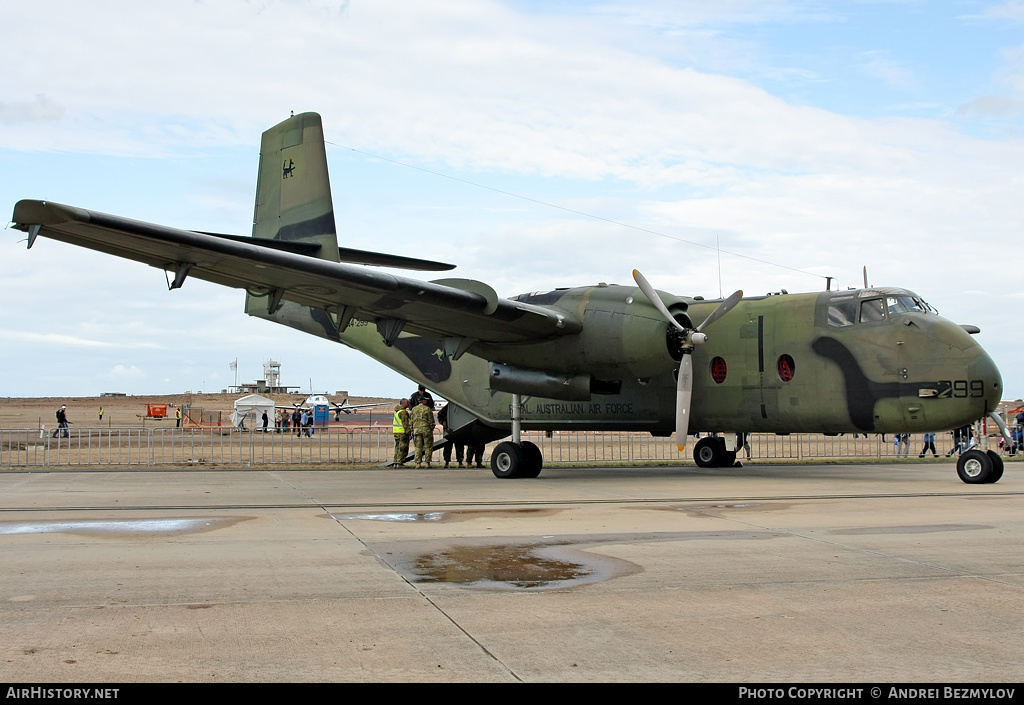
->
375, 530, 779, 590
331, 512, 446, 523
329, 508, 561, 523
649, 502, 793, 518
414, 543, 595, 589
0, 517, 250, 537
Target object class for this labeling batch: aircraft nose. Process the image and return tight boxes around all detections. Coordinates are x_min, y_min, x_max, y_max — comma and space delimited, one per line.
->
970, 350, 1002, 414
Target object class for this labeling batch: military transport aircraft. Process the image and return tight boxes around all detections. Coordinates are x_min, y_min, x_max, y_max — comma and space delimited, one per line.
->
10, 112, 1008, 483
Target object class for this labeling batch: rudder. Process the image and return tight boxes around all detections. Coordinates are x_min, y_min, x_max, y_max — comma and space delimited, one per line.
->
251, 112, 339, 261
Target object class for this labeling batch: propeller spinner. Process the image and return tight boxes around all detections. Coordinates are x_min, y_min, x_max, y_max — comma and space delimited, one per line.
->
632, 270, 742, 451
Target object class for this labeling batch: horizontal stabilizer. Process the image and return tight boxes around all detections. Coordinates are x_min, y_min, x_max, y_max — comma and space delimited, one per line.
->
199, 232, 455, 270
198, 231, 322, 256
336, 246, 455, 271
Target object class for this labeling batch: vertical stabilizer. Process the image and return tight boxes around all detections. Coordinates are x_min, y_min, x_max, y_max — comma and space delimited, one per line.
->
251, 112, 339, 261
246, 112, 339, 319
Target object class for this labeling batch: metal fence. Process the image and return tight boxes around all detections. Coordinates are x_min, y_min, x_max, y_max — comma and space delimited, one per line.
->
0, 426, 991, 468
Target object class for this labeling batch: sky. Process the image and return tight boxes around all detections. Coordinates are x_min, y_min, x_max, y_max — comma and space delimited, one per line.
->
2, 0, 1023, 401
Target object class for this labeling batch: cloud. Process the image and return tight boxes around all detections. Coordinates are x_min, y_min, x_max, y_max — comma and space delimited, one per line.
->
105, 364, 146, 380
955, 93, 1024, 117
983, 1, 1024, 23
0, 331, 159, 349
857, 53, 916, 90
0, 94, 63, 124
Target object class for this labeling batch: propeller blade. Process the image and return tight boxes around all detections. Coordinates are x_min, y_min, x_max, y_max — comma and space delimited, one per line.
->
632, 272, 739, 453
696, 289, 743, 333
633, 269, 685, 332
676, 354, 693, 450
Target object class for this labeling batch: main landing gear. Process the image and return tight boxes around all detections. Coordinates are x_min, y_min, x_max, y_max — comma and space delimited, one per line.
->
490, 440, 543, 479
693, 436, 738, 468
490, 392, 544, 479
956, 449, 1004, 484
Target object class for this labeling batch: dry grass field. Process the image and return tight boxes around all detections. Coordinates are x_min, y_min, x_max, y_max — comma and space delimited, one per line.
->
0, 392, 397, 431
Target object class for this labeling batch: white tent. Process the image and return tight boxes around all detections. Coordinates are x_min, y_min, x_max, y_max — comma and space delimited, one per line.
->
231, 394, 275, 430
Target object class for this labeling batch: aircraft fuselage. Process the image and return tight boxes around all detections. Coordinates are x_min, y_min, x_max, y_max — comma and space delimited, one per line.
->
266, 281, 1000, 438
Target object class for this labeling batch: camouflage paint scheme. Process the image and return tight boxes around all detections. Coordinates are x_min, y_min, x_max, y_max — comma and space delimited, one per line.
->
11, 112, 1002, 477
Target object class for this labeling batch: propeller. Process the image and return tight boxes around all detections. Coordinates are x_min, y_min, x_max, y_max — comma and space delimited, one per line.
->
633, 270, 742, 451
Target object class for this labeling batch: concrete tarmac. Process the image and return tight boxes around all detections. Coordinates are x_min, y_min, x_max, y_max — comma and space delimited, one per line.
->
1, 462, 1022, 683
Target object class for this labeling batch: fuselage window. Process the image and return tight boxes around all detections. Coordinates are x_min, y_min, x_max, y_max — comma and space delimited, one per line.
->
710, 357, 727, 384
828, 301, 858, 327
860, 298, 886, 323
778, 354, 795, 382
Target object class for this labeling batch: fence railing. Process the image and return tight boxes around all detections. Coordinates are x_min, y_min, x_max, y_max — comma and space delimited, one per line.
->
0, 426, 997, 468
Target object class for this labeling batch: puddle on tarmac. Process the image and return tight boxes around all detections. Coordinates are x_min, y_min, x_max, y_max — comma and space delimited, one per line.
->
0, 517, 247, 537
409, 542, 629, 590
332, 512, 447, 523
378, 529, 779, 590
830, 524, 991, 535
331, 508, 561, 523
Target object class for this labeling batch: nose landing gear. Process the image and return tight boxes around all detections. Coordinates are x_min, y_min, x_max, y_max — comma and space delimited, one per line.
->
956, 449, 1003, 484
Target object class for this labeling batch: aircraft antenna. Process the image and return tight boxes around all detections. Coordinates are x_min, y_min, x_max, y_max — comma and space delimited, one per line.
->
717, 235, 723, 299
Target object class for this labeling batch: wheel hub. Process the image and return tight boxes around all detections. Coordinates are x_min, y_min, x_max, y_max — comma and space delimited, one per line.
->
963, 457, 983, 477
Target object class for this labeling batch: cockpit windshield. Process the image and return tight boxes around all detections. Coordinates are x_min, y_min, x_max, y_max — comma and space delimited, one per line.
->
886, 295, 926, 315
827, 291, 936, 327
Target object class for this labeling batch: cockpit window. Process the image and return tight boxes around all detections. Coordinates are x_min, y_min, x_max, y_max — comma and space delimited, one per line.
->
827, 301, 858, 327
860, 299, 886, 322
886, 296, 925, 316
828, 292, 937, 327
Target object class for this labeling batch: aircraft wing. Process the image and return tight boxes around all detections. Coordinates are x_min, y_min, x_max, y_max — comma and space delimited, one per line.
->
336, 401, 391, 413
11, 200, 582, 344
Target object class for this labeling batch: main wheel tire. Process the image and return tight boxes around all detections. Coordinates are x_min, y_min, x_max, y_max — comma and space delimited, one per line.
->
957, 449, 993, 484
694, 437, 724, 468
519, 441, 544, 478
986, 450, 1004, 484
491, 441, 525, 479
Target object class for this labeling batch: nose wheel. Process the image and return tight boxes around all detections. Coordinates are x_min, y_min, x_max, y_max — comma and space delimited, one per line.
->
956, 449, 1003, 484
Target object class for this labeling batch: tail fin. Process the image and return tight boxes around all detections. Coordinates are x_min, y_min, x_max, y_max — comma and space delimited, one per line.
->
246, 112, 340, 322
250, 112, 339, 262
